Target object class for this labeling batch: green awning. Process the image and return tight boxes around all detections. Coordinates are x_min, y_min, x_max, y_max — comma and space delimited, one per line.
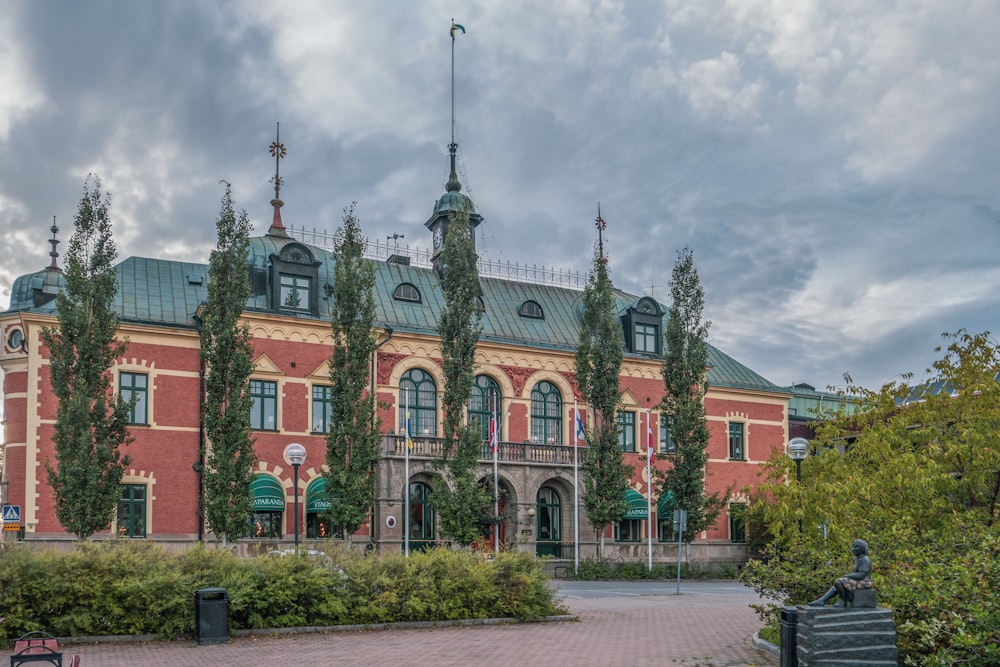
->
250, 475, 285, 511
657, 491, 676, 517
306, 478, 332, 513
623, 488, 648, 520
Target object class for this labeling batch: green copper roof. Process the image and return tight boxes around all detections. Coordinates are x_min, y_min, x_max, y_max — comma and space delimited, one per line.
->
4, 233, 783, 395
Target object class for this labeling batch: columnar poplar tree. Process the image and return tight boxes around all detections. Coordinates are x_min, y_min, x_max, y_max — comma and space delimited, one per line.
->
657, 247, 724, 540
200, 183, 256, 545
42, 175, 133, 540
324, 203, 382, 547
432, 204, 493, 546
576, 221, 631, 559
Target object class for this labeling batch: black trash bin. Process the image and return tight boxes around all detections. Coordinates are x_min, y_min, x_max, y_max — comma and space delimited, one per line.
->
779, 605, 798, 667
195, 587, 229, 645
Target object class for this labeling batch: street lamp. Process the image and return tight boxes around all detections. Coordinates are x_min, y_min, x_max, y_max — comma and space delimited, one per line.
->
283, 443, 307, 549
787, 437, 809, 533
787, 437, 810, 482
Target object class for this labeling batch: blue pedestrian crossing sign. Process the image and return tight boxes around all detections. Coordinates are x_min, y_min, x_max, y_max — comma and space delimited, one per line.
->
2, 504, 20, 522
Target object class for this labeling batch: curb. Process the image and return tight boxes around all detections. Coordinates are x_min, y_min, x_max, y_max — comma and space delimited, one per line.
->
55, 615, 579, 646
752, 631, 779, 655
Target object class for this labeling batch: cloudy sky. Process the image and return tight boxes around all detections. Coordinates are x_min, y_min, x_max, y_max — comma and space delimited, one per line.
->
1, 0, 998, 392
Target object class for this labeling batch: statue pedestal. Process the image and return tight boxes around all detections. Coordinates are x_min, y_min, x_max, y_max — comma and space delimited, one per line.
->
796, 606, 898, 666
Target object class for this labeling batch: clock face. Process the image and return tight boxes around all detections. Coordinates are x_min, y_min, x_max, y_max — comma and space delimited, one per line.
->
6, 327, 24, 352
433, 227, 443, 249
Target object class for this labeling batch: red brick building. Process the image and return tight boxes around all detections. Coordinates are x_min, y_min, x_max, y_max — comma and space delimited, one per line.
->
0, 149, 790, 565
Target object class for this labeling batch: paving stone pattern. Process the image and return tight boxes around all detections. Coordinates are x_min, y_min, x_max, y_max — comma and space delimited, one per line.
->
55, 589, 778, 667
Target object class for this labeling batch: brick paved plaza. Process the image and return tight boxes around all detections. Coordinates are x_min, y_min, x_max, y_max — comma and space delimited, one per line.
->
43, 581, 778, 667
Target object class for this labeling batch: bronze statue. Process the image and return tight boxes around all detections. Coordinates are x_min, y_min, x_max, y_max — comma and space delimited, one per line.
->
809, 539, 874, 607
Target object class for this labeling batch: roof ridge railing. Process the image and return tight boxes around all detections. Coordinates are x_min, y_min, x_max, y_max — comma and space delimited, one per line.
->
288, 225, 586, 290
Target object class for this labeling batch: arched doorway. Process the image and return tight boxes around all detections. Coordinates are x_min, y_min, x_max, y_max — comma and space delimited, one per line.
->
475, 476, 508, 553
536, 486, 562, 557
406, 481, 435, 552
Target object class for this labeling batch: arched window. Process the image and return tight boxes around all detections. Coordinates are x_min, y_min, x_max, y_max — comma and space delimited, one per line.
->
249, 475, 284, 538
519, 300, 544, 319
393, 283, 421, 303
407, 481, 435, 551
399, 369, 437, 437
468, 375, 502, 443
530, 381, 562, 444
536, 486, 562, 557
305, 478, 335, 539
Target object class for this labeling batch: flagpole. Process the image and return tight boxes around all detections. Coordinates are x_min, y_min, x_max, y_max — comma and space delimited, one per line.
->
404, 388, 410, 558
493, 394, 499, 553
646, 409, 653, 572
573, 400, 581, 571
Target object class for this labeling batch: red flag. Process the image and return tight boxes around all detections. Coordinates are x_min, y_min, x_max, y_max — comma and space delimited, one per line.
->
489, 412, 498, 454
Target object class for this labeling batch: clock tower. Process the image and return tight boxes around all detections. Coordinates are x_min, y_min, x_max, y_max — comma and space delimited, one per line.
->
425, 141, 482, 277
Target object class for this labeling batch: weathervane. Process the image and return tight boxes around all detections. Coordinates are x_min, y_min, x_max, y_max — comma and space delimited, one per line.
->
269, 122, 286, 202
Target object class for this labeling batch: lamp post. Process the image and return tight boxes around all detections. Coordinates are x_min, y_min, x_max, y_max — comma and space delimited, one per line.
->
787, 437, 809, 533
283, 443, 307, 549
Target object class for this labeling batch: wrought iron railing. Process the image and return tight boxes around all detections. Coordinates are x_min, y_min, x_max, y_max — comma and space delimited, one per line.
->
288, 225, 586, 290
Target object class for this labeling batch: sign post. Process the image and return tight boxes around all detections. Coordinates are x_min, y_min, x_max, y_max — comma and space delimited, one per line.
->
673, 508, 687, 594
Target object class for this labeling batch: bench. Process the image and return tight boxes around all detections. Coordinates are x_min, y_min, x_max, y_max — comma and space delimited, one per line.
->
10, 631, 62, 667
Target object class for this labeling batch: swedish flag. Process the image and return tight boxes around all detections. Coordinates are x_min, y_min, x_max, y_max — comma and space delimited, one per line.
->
405, 410, 414, 451
450, 22, 465, 40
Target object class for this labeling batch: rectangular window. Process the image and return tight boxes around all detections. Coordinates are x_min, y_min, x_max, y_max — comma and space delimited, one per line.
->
657, 517, 675, 543
614, 518, 642, 542
250, 380, 278, 431
634, 323, 659, 353
279, 274, 312, 311
659, 414, 676, 454
250, 511, 282, 538
312, 385, 332, 433
120, 372, 148, 425
728, 422, 745, 460
729, 510, 746, 543
617, 411, 636, 452
117, 484, 146, 538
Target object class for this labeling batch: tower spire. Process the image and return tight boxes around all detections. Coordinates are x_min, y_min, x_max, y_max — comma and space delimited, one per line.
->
595, 203, 607, 266
47, 216, 61, 271
268, 122, 289, 237
447, 19, 466, 194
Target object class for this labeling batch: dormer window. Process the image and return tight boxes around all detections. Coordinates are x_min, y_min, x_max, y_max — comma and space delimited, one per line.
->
280, 274, 311, 310
622, 296, 662, 355
269, 242, 320, 315
519, 300, 544, 319
393, 283, 421, 303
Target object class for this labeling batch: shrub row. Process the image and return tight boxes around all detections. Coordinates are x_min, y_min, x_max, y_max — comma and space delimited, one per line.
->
569, 558, 738, 581
0, 543, 564, 644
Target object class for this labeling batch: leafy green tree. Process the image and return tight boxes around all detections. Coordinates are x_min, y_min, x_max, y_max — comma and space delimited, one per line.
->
741, 330, 1000, 665
324, 203, 382, 547
656, 247, 725, 540
576, 227, 631, 559
200, 183, 256, 545
431, 204, 493, 546
42, 175, 133, 540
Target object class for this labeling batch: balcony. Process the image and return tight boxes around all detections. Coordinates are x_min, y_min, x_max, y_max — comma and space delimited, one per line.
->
382, 435, 585, 466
